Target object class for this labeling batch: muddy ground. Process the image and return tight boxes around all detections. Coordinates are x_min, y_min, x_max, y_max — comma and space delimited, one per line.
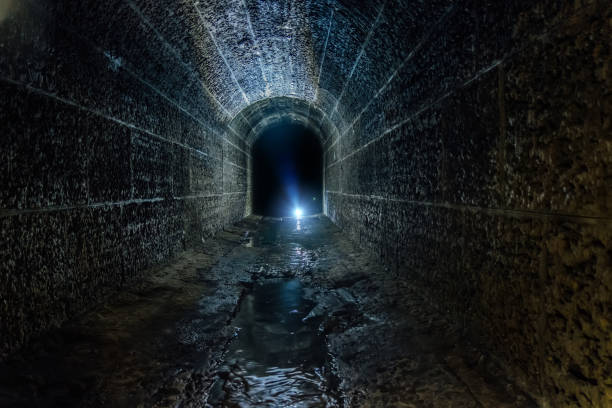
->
0, 216, 536, 407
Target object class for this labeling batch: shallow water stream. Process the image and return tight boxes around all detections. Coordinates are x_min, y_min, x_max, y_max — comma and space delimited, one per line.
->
207, 279, 341, 407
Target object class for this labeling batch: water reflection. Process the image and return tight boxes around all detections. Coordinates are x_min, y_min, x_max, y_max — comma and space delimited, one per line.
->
207, 279, 340, 407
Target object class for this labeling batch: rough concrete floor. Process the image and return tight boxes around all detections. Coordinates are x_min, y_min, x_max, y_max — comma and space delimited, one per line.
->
0, 216, 536, 407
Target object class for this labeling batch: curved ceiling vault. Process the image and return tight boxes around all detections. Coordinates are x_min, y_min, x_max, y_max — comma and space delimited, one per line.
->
185, 0, 392, 127
62, 0, 448, 145
229, 97, 338, 146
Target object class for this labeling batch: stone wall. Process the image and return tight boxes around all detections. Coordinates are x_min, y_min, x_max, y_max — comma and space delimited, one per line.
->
0, 0, 610, 405
0, 0, 248, 359
324, 1, 611, 406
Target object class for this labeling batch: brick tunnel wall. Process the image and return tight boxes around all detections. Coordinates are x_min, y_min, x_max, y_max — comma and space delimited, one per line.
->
324, 1, 611, 406
0, 1, 249, 359
0, 0, 610, 405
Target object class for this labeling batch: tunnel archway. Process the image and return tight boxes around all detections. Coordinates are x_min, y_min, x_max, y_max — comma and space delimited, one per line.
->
251, 123, 323, 217
227, 96, 340, 217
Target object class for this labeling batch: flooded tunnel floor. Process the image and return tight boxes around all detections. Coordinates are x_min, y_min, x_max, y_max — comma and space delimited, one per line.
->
207, 279, 340, 407
0, 216, 535, 407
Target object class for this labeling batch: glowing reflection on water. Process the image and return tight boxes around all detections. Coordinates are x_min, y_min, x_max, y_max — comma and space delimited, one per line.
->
207, 279, 340, 407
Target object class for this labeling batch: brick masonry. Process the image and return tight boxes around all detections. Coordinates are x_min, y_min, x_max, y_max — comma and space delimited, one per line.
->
0, 0, 610, 406
324, 1, 611, 406
0, 0, 249, 359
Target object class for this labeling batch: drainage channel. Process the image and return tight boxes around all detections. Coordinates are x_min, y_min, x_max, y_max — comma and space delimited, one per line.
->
206, 278, 342, 407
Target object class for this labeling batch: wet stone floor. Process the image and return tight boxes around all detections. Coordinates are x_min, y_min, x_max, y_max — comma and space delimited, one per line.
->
206, 279, 341, 407
0, 216, 536, 407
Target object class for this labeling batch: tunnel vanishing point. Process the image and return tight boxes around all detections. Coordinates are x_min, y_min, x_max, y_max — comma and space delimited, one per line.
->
0, 0, 611, 407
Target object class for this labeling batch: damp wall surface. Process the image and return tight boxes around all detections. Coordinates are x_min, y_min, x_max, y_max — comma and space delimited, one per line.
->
0, 0, 249, 360
0, 0, 610, 405
324, 1, 612, 406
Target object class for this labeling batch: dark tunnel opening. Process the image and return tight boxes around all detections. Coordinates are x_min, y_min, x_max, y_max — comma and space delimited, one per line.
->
251, 124, 323, 217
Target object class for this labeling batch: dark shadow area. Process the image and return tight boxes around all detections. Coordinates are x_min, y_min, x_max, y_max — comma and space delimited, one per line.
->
252, 124, 323, 217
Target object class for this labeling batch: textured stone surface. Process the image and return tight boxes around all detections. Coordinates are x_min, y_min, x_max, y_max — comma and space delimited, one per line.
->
0, 0, 249, 360
1, 0, 610, 405
324, 1, 612, 406
0, 216, 535, 407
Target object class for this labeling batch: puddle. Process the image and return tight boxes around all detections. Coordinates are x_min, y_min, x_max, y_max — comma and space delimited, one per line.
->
207, 279, 341, 407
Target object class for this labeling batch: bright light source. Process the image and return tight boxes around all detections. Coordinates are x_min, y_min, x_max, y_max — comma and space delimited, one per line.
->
294, 208, 303, 218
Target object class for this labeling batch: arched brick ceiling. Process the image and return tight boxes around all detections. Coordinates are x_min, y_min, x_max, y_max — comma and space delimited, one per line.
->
53, 0, 453, 141
228, 96, 338, 145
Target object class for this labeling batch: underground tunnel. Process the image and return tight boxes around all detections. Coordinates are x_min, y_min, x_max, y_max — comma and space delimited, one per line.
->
251, 123, 323, 217
0, 0, 610, 407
